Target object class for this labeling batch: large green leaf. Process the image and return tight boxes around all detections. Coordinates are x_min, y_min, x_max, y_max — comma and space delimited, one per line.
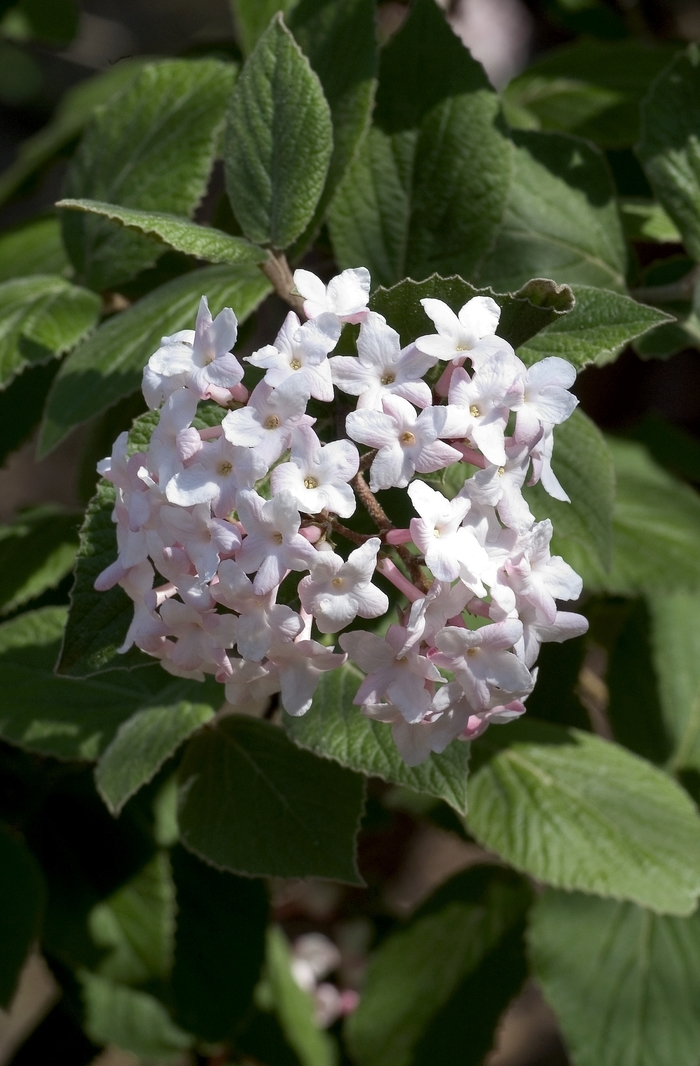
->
473, 131, 627, 293
518, 285, 672, 369
0, 826, 45, 1008
0, 606, 218, 762
0, 59, 146, 206
80, 972, 193, 1061
648, 591, 700, 774
638, 45, 700, 262
171, 845, 268, 1042
467, 717, 700, 915
230, 0, 299, 56
62, 59, 236, 291
0, 216, 67, 282
284, 663, 469, 816
0, 505, 80, 615
0, 361, 57, 468
370, 275, 574, 353
39, 264, 270, 457
0, 275, 100, 390
177, 715, 365, 883
345, 866, 531, 1066
530, 889, 700, 1066
224, 15, 333, 249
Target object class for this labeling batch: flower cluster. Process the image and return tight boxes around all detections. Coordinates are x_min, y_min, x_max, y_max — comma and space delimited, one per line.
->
96, 266, 588, 765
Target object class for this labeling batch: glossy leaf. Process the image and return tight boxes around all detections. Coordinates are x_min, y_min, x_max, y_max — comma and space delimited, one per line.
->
0, 275, 100, 390
467, 717, 700, 915
0, 216, 68, 282
62, 59, 236, 291
0, 826, 45, 1008
177, 715, 365, 883
0, 505, 80, 616
530, 889, 700, 1066
224, 15, 333, 249
346, 866, 531, 1066
81, 972, 193, 1060
284, 663, 469, 816
648, 591, 700, 773
39, 264, 271, 457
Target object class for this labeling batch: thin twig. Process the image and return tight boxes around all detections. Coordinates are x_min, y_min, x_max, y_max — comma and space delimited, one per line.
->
328, 519, 376, 546
260, 250, 305, 314
351, 471, 393, 530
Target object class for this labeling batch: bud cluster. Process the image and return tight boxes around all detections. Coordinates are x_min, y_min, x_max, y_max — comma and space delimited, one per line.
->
96, 267, 588, 766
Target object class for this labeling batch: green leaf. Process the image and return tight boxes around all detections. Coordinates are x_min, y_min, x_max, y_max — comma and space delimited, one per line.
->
467, 717, 700, 915
568, 438, 700, 594
0, 59, 146, 206
88, 852, 175, 986
171, 845, 268, 1042
80, 972, 193, 1061
648, 591, 700, 773
0, 826, 45, 1008
503, 39, 679, 148
0, 505, 80, 615
62, 59, 236, 291
0, 275, 100, 390
530, 889, 700, 1066
14, 0, 79, 47
231, 0, 299, 56
289, 0, 377, 251
177, 715, 365, 882
0, 606, 218, 762
518, 285, 673, 368
95, 701, 216, 816
39, 263, 271, 457
224, 15, 333, 249
638, 45, 700, 262
620, 198, 682, 242
262, 926, 338, 1066
525, 409, 615, 571
0, 361, 58, 468
57, 198, 266, 266
0, 216, 68, 282
473, 131, 627, 293
284, 663, 469, 816
370, 274, 574, 353
345, 866, 531, 1066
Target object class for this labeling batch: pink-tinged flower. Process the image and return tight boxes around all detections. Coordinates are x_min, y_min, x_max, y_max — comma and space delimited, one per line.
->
362, 688, 469, 766
503, 519, 583, 624
118, 560, 169, 654
235, 489, 318, 595
433, 620, 533, 710
512, 357, 578, 447
415, 296, 503, 368
147, 388, 201, 488
340, 625, 442, 723
528, 425, 569, 502
298, 538, 388, 633
401, 580, 471, 652
516, 603, 589, 668
407, 480, 487, 585
221, 378, 314, 466
160, 503, 241, 583
469, 439, 535, 532
246, 310, 340, 401
212, 559, 302, 660
165, 435, 266, 518
330, 312, 434, 410
271, 426, 359, 518
224, 658, 281, 714
346, 396, 462, 491
144, 296, 243, 407
158, 599, 238, 680
442, 352, 523, 466
267, 640, 347, 716
293, 266, 371, 323
97, 432, 151, 532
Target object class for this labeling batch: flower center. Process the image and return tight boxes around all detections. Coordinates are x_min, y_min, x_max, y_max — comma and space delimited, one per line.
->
304, 476, 318, 489
497, 466, 505, 477
218, 461, 233, 476
290, 358, 302, 370
469, 404, 481, 418
400, 431, 415, 445
433, 528, 442, 537
332, 576, 344, 588
264, 415, 280, 429
455, 343, 470, 351
380, 372, 396, 385
272, 532, 284, 544
466, 647, 479, 657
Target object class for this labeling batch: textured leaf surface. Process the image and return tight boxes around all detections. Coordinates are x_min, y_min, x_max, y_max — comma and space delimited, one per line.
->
39, 264, 270, 457
177, 715, 365, 882
63, 60, 236, 290
346, 866, 531, 1066
0, 606, 218, 762
81, 972, 193, 1060
224, 15, 332, 248
171, 845, 268, 1042
467, 717, 700, 915
0, 506, 79, 615
638, 46, 700, 262
0, 827, 45, 1008
0, 275, 100, 389
518, 285, 672, 368
648, 591, 700, 773
0, 216, 67, 281
530, 889, 700, 1066
284, 664, 469, 816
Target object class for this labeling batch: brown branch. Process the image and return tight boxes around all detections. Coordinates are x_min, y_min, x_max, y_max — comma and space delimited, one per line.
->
328, 519, 376, 546
359, 448, 377, 472
351, 471, 393, 530
260, 250, 305, 314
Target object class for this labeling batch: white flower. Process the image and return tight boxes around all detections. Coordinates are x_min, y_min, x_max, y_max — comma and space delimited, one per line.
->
516, 603, 589, 668
160, 503, 241, 583
442, 351, 523, 466
528, 425, 569, 502
246, 310, 340, 401
407, 480, 487, 584
433, 620, 533, 711
235, 489, 317, 595
159, 599, 238, 680
147, 388, 201, 488
415, 296, 502, 368
166, 435, 266, 517
270, 426, 359, 518
340, 625, 442, 723
267, 640, 347, 716
330, 312, 434, 410
212, 559, 302, 660
469, 439, 535, 532
401, 580, 471, 651
346, 396, 462, 491
293, 267, 371, 323
503, 519, 583, 624
362, 688, 469, 766
225, 658, 281, 714
298, 538, 388, 633
512, 357, 578, 446
222, 378, 313, 465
